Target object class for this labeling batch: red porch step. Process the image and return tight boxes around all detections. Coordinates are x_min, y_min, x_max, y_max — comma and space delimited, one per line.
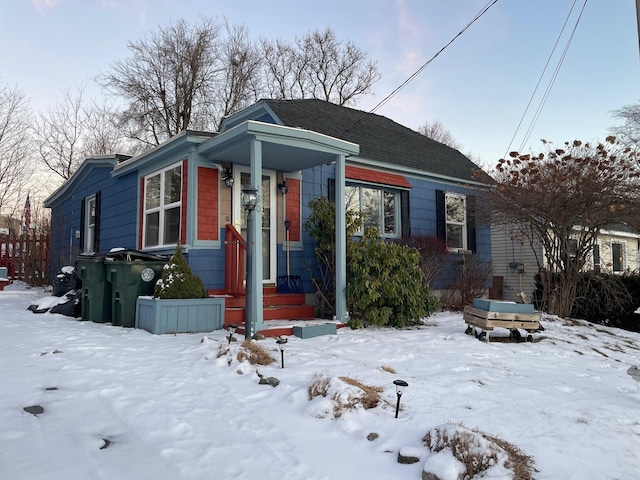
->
208, 288, 315, 328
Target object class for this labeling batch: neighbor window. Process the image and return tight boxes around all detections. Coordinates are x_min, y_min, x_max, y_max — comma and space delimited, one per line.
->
612, 242, 624, 272
143, 163, 182, 247
346, 184, 400, 237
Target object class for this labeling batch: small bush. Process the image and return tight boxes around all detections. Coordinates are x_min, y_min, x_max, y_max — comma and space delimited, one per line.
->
154, 244, 206, 299
439, 253, 492, 310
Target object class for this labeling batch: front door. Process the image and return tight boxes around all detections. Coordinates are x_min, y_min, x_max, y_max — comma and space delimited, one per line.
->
233, 168, 277, 284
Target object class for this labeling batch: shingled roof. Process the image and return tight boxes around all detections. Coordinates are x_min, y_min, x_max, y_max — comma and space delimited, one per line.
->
262, 98, 484, 183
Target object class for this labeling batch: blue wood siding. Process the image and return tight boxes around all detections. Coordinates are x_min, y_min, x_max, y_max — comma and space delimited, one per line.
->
48, 167, 138, 280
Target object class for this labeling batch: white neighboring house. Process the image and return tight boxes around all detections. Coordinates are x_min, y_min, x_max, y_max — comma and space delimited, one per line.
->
491, 223, 640, 303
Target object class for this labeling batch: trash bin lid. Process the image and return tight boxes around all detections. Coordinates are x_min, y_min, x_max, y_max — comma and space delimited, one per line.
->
105, 248, 167, 262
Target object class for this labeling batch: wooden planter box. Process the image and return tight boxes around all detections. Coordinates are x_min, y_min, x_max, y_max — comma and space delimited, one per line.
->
135, 297, 225, 334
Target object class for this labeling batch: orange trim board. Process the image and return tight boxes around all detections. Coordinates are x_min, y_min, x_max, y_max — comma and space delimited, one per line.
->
346, 166, 411, 188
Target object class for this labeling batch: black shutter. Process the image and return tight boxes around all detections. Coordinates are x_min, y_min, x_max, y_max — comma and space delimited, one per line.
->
400, 190, 411, 238
328, 178, 335, 202
466, 195, 476, 253
435, 189, 446, 243
94, 191, 101, 253
79, 198, 86, 253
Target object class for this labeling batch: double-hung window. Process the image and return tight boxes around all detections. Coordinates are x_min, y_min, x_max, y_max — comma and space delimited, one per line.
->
436, 190, 476, 252
445, 193, 467, 250
84, 195, 96, 253
346, 184, 400, 238
80, 192, 100, 253
144, 164, 182, 248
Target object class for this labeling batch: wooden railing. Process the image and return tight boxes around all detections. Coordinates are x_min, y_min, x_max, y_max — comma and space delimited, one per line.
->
0, 233, 50, 286
225, 224, 246, 295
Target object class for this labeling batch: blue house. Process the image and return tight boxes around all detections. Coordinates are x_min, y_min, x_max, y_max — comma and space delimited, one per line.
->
45, 99, 490, 332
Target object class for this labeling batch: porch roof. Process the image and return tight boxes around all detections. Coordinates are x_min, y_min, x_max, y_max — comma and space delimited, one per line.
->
196, 120, 359, 171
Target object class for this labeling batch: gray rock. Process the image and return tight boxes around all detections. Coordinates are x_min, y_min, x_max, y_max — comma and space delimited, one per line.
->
422, 473, 441, 480
367, 432, 379, 441
23, 405, 44, 416
259, 377, 280, 387
397, 451, 420, 464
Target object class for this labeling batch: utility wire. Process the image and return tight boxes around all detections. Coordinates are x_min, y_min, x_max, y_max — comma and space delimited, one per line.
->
342, 0, 499, 135
502, 0, 579, 158
504, 0, 588, 157
518, 0, 588, 152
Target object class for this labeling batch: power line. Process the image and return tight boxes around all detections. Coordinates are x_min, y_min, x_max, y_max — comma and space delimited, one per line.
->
343, 0, 499, 135
518, 1, 588, 151
504, 0, 588, 158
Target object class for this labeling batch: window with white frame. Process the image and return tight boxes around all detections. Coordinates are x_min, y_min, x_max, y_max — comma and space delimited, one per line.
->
346, 184, 400, 237
144, 163, 182, 248
83, 195, 96, 253
445, 193, 467, 250
612, 242, 624, 272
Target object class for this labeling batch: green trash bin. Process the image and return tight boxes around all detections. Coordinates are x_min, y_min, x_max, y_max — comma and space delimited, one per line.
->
77, 255, 111, 323
105, 250, 167, 327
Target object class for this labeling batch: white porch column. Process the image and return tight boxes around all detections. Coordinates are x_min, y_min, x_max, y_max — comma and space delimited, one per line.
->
335, 154, 348, 323
250, 138, 265, 333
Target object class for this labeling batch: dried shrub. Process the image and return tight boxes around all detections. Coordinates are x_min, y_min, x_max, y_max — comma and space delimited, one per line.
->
217, 344, 229, 358
439, 253, 492, 310
307, 373, 383, 418
338, 376, 383, 410
308, 373, 332, 400
423, 424, 535, 480
380, 365, 397, 374
236, 340, 275, 366
395, 234, 449, 287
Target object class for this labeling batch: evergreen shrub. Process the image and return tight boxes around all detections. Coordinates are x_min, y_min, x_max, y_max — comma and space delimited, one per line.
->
154, 244, 206, 299
347, 229, 438, 327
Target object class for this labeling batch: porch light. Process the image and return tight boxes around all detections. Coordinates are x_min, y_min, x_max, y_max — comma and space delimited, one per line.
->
227, 324, 237, 344
241, 184, 258, 211
222, 168, 234, 188
276, 337, 288, 368
393, 379, 408, 418
278, 179, 288, 195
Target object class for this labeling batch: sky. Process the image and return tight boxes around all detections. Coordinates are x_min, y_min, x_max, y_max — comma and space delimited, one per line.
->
1, 280, 640, 479
0, 0, 639, 167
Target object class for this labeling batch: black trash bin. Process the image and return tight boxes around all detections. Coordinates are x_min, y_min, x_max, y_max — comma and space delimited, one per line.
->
53, 266, 79, 297
105, 249, 167, 327
77, 255, 111, 323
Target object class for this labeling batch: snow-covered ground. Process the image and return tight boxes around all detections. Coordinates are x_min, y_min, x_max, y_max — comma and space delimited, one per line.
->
1, 282, 639, 480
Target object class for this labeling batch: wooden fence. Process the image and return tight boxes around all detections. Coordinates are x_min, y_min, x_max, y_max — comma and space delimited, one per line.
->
0, 233, 50, 285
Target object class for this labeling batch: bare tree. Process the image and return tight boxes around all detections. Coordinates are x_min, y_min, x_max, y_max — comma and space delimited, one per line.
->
261, 27, 380, 106
487, 137, 640, 317
33, 85, 115, 181
0, 82, 34, 217
418, 119, 463, 150
610, 103, 640, 149
213, 21, 263, 120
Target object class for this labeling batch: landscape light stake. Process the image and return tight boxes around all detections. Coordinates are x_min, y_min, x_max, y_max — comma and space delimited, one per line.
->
227, 324, 237, 344
276, 337, 288, 368
393, 379, 408, 418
